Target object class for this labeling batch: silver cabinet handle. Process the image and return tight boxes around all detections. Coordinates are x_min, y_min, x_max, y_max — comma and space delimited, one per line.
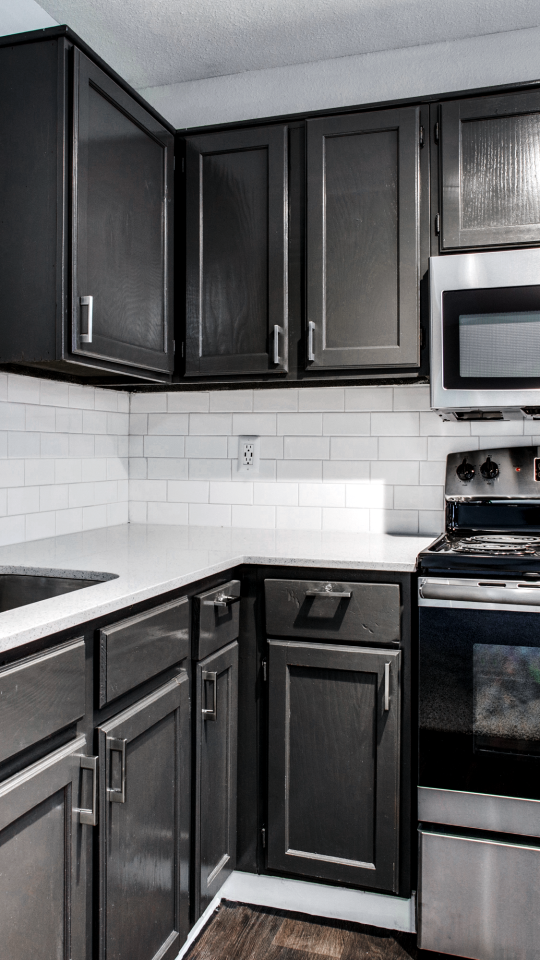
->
384, 662, 390, 712
273, 325, 282, 364
203, 594, 240, 608
202, 670, 217, 721
308, 321, 315, 361
305, 590, 352, 598
107, 737, 126, 803
78, 755, 98, 826
80, 295, 93, 343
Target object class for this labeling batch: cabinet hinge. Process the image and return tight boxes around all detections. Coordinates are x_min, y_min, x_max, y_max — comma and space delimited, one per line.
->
261, 826, 266, 848
434, 121, 439, 143
435, 213, 440, 235
419, 125, 424, 147
262, 658, 267, 682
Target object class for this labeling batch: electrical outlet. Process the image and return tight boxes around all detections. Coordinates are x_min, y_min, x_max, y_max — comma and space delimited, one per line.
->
237, 436, 260, 476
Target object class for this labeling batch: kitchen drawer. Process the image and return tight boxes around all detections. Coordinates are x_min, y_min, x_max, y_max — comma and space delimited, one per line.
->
0, 638, 85, 763
193, 580, 241, 660
419, 827, 540, 960
99, 596, 190, 706
265, 579, 400, 644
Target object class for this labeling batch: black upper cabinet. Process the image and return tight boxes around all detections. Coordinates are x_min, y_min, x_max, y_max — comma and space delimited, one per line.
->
0, 31, 174, 382
439, 91, 540, 250
184, 125, 288, 377
306, 107, 421, 370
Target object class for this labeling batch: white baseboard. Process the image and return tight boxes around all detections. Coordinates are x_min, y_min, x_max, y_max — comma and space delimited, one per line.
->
174, 871, 416, 958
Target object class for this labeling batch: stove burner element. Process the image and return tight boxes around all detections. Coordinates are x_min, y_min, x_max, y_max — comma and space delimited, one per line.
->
453, 534, 540, 556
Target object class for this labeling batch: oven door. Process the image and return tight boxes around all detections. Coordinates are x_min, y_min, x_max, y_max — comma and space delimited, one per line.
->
419, 577, 540, 799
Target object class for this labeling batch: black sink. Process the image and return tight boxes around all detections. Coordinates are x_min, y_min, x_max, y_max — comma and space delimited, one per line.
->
0, 571, 116, 613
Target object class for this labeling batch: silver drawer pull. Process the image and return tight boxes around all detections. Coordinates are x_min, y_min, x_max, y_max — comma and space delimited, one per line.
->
202, 671, 217, 721
305, 590, 352, 599
80, 295, 93, 343
273, 324, 282, 365
307, 320, 315, 361
204, 594, 240, 608
107, 737, 126, 803
78, 755, 98, 826
384, 662, 390, 712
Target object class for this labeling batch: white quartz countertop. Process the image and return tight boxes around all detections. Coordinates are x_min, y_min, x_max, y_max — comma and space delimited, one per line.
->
0, 524, 432, 653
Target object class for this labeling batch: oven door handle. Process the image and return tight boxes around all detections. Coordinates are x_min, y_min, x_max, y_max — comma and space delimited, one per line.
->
419, 580, 540, 607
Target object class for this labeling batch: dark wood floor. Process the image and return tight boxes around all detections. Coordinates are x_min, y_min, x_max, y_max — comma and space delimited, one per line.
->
185, 900, 421, 960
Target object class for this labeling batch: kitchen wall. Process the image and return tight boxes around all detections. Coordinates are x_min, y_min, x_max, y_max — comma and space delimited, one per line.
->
0, 373, 129, 547
142, 25, 540, 128
128, 384, 538, 537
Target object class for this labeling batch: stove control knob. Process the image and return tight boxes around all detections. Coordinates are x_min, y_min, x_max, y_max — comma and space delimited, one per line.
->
456, 457, 475, 482
480, 456, 499, 480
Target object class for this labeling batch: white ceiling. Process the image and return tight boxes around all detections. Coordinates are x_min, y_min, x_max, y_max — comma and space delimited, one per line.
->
24, 0, 540, 92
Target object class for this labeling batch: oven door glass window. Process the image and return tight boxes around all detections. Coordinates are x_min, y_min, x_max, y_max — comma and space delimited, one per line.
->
442, 284, 540, 390
419, 606, 540, 799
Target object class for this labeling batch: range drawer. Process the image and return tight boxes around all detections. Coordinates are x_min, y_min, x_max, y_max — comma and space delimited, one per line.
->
419, 827, 540, 960
0, 638, 85, 763
99, 596, 190, 706
265, 579, 400, 644
193, 580, 241, 660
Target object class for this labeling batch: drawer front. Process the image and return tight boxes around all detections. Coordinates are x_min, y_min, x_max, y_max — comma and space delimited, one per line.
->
419, 828, 540, 960
99, 596, 190, 706
193, 580, 241, 660
0, 639, 85, 763
265, 579, 400, 643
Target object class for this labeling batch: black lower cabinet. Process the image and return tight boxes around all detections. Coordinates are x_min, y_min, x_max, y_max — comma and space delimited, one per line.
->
0, 735, 91, 960
97, 673, 190, 960
267, 641, 401, 893
194, 640, 239, 919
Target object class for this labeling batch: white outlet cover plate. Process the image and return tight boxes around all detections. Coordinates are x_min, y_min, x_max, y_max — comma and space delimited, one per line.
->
237, 435, 260, 476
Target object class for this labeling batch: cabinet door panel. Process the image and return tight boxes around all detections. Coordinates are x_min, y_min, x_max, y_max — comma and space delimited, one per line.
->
98, 674, 190, 960
185, 126, 288, 376
440, 92, 540, 249
73, 48, 173, 375
195, 640, 238, 918
0, 735, 89, 960
307, 108, 420, 369
268, 641, 400, 891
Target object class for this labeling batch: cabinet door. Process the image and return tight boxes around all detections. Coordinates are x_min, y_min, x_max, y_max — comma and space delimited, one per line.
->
72, 48, 174, 376
98, 673, 190, 960
267, 641, 401, 892
440, 91, 540, 249
194, 640, 238, 919
185, 126, 288, 376
0, 735, 91, 960
306, 108, 420, 369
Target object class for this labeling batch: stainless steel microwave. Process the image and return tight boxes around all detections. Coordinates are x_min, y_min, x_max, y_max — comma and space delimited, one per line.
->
430, 249, 540, 420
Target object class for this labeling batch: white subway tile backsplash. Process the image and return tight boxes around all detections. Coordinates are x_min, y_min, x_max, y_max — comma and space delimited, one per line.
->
277, 413, 322, 435
130, 392, 166, 413
210, 481, 253, 504
56, 408, 83, 434
130, 479, 167, 502
330, 437, 378, 460
144, 435, 185, 458
0, 403, 25, 431
323, 461, 370, 481
232, 413, 277, 436
26, 404, 56, 433
370, 461, 419, 485
26, 459, 55, 487
69, 482, 95, 509
427, 436, 479, 460
8, 375, 40, 404
277, 460, 323, 481
26, 511, 56, 541
420, 461, 447, 485
371, 412, 419, 436
371, 509, 419, 534
299, 483, 345, 507
471, 420, 525, 436
254, 482, 298, 506
0, 515, 26, 545
0, 460, 25, 487
40, 380, 69, 407
322, 507, 370, 532
167, 392, 209, 412
189, 503, 231, 526
232, 504, 275, 528
147, 458, 188, 480
55, 459, 82, 484
276, 506, 321, 530
254, 389, 298, 411
168, 480, 209, 503
260, 436, 284, 459
8, 432, 41, 458
323, 413, 370, 436
69, 434, 94, 458
82, 410, 108, 434
346, 483, 393, 509
189, 458, 232, 481
8, 486, 40, 515
394, 485, 443, 510
393, 385, 430, 411
83, 504, 108, 531
299, 388, 344, 411
129, 501, 148, 523
129, 414, 148, 435
419, 510, 446, 536
39, 484, 69, 512
148, 501, 189, 525
345, 387, 393, 411
190, 413, 232, 435
284, 436, 329, 460
185, 436, 228, 459
148, 413, 189, 435
94, 389, 118, 412
56, 508, 83, 536
82, 459, 107, 482
419, 411, 471, 436
68, 384, 95, 410
210, 391, 253, 412
379, 437, 427, 460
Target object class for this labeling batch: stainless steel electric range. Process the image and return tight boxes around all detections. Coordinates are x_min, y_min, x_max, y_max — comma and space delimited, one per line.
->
416, 445, 540, 960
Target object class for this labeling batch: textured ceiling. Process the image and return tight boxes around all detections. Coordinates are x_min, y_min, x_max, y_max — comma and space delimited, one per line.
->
31, 0, 540, 90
